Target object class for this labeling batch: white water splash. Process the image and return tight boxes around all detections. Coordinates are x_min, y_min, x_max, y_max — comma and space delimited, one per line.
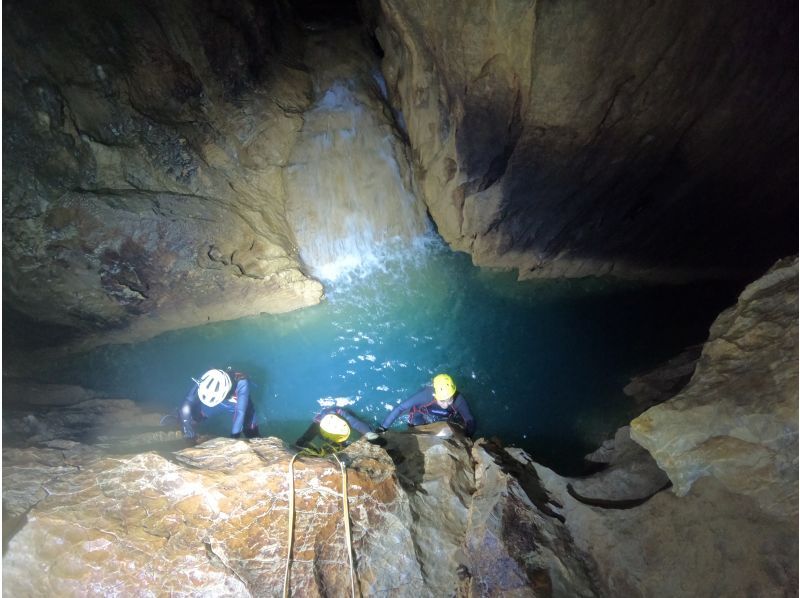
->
285, 69, 430, 283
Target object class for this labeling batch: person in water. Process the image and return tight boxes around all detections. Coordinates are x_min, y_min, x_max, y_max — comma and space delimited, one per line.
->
295, 406, 379, 449
376, 373, 476, 436
179, 367, 259, 440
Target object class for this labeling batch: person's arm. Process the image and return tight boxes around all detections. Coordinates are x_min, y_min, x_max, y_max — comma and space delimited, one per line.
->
334, 408, 373, 436
380, 388, 432, 429
453, 395, 476, 436
295, 422, 319, 447
179, 379, 200, 439
230, 378, 250, 437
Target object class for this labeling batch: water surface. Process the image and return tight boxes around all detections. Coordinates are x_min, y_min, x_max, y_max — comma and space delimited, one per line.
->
44, 237, 739, 474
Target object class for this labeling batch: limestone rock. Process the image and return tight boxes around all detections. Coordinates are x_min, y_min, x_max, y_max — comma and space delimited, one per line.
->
2, 0, 323, 358
365, 0, 796, 281
2, 420, 600, 596
630, 257, 799, 519
569, 426, 670, 505
536, 458, 797, 598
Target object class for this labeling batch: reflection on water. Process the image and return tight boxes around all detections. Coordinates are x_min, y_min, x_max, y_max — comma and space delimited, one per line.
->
42, 236, 740, 475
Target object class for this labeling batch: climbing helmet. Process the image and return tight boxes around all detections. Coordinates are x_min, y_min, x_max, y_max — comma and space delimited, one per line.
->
433, 373, 457, 404
197, 369, 232, 407
319, 413, 351, 444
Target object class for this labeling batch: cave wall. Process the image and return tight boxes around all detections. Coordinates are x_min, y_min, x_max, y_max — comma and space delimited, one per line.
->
631, 256, 798, 519
364, 0, 798, 281
2, 0, 323, 351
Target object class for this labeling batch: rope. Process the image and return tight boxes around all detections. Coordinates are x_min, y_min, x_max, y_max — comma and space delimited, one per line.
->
283, 452, 299, 598
332, 453, 357, 598
283, 447, 357, 598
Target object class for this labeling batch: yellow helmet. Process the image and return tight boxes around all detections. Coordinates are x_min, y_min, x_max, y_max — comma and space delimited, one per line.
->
319, 414, 351, 444
433, 374, 457, 402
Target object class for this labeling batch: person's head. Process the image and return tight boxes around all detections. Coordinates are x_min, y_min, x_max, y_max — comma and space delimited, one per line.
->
197, 369, 232, 406
319, 413, 351, 444
432, 373, 457, 408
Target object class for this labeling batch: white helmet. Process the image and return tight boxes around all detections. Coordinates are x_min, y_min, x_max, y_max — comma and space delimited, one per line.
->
196, 369, 232, 407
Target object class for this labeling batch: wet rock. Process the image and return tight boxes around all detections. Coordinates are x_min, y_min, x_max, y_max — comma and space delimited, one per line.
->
365, 1, 796, 281
3, 0, 323, 360
1, 382, 100, 406
2, 395, 165, 446
2, 422, 600, 596
536, 461, 797, 598
631, 257, 799, 519
569, 426, 670, 506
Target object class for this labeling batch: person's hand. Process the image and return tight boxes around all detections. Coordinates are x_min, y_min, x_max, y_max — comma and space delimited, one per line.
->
364, 431, 386, 446
375, 426, 387, 434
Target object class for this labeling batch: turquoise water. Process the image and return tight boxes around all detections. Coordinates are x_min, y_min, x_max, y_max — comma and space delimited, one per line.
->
44, 237, 739, 474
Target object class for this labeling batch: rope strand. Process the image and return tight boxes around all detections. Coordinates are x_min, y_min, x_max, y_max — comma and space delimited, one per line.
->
283, 452, 299, 598
332, 453, 357, 598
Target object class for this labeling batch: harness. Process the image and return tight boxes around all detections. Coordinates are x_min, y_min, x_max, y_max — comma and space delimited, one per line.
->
407, 398, 460, 426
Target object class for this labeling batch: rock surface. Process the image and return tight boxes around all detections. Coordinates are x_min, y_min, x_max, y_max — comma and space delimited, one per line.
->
3, 0, 324, 354
4, 405, 795, 597
365, 0, 797, 281
3, 0, 434, 363
569, 426, 670, 506
622, 345, 702, 412
631, 257, 799, 519
2, 421, 600, 597
537, 455, 797, 598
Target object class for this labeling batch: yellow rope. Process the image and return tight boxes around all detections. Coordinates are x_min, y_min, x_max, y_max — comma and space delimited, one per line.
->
332, 453, 357, 598
284, 448, 357, 598
283, 452, 299, 598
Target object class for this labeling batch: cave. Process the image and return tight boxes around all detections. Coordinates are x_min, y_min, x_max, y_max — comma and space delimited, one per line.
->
2, 0, 798, 595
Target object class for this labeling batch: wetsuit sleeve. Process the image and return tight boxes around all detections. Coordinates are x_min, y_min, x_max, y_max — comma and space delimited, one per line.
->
179, 378, 200, 439
334, 408, 373, 436
230, 378, 250, 436
453, 395, 476, 436
295, 423, 319, 447
381, 388, 432, 429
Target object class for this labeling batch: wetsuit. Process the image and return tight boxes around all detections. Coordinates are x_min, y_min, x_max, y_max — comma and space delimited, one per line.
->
295, 406, 374, 447
180, 371, 259, 439
381, 387, 476, 436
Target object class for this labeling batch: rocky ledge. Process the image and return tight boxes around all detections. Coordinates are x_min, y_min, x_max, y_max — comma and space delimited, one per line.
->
3, 258, 797, 596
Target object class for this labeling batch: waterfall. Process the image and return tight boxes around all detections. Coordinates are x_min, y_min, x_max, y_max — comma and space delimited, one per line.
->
284, 34, 430, 283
